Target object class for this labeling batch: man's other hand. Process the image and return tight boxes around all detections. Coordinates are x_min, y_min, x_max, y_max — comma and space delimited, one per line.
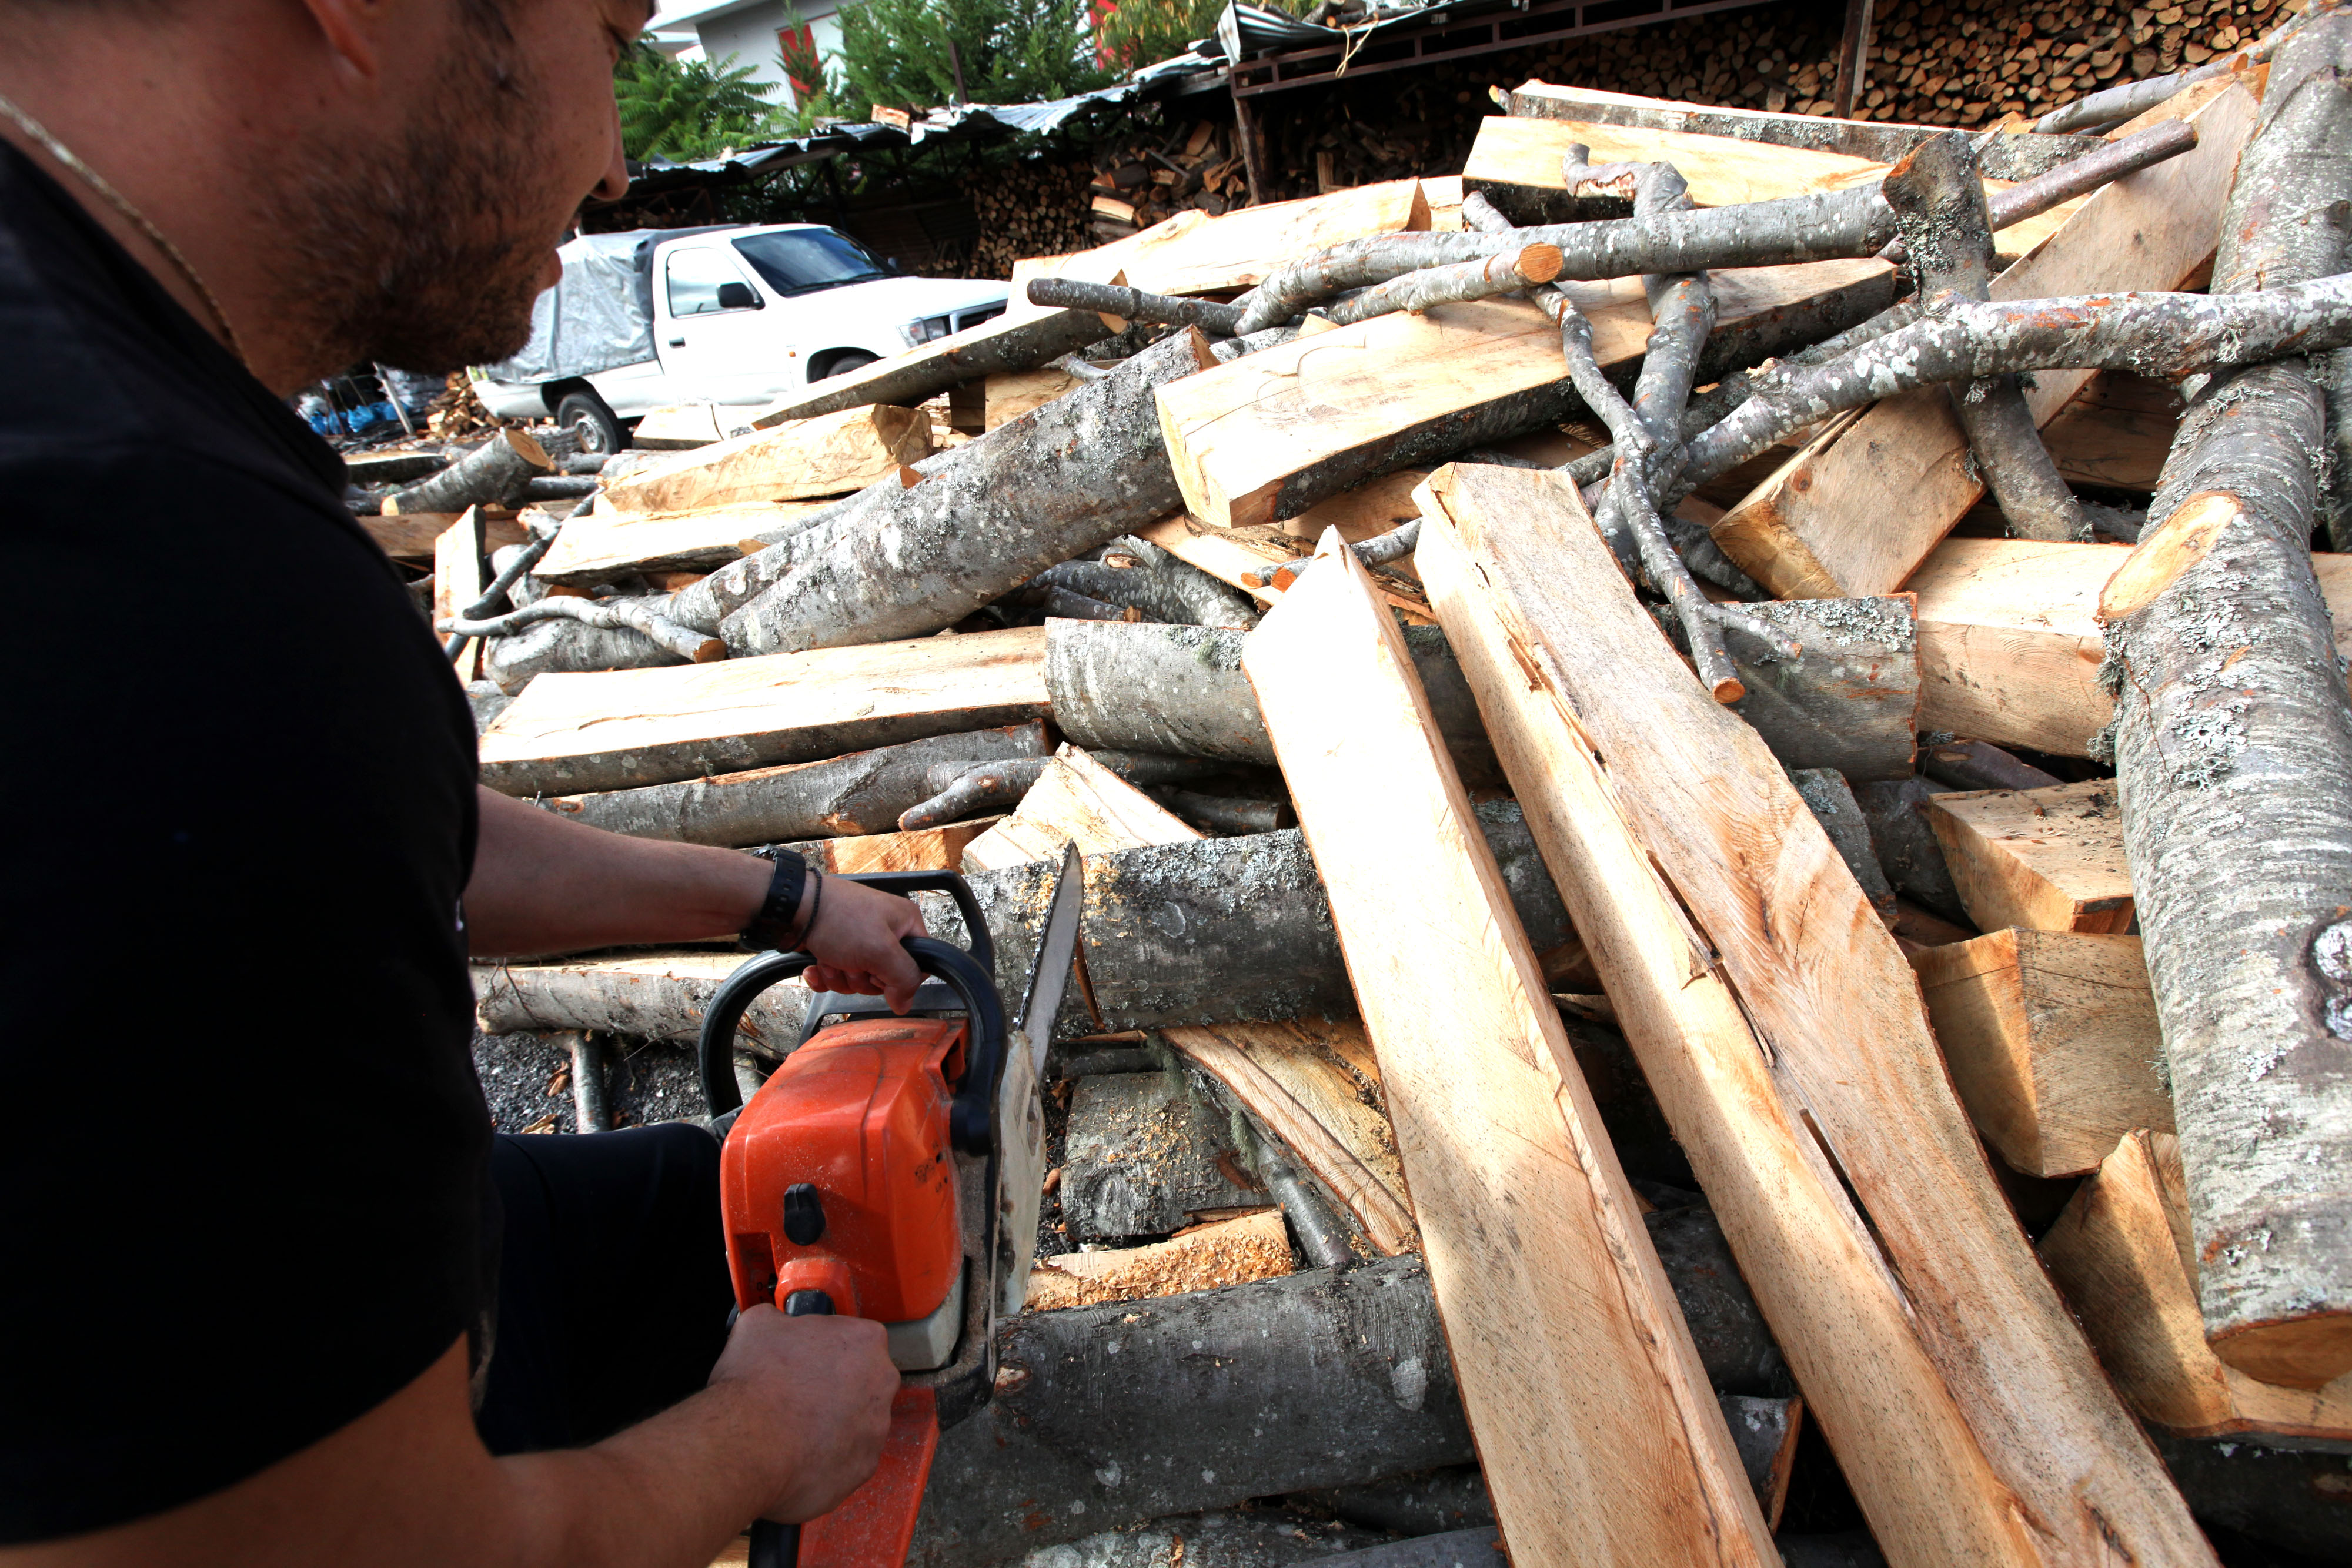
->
709, 1307, 899, 1523
800, 878, 930, 1014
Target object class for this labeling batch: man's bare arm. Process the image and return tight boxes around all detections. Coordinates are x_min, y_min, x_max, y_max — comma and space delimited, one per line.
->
1, 1309, 899, 1568
467, 787, 930, 1008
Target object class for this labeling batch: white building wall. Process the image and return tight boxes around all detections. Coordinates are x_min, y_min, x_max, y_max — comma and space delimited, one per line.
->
687, 0, 850, 106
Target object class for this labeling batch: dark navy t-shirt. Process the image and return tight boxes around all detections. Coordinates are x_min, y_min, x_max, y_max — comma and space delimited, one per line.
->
0, 142, 490, 1540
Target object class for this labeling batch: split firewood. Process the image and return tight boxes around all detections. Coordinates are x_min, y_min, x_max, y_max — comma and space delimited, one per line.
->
530, 723, 1050, 847
1044, 617, 1501, 786
1412, 462, 2208, 1563
1031, 535, 1261, 629
746, 306, 1117, 427
778, 819, 1003, 876
431, 509, 488, 680
2042, 1130, 2352, 1446
1884, 133, 2088, 545
1022, 276, 1244, 335
908, 1259, 1471, 1568
1927, 779, 2134, 937
442, 594, 723, 665
691, 330, 1218, 655
600, 405, 932, 516
1912, 929, 2170, 1180
385, 427, 552, 514
1319, 245, 1563, 328
2099, 9, 2352, 1395
476, 623, 1050, 797
2032, 7, 2311, 141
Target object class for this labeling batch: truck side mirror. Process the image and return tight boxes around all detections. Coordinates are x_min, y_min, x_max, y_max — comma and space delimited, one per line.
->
716, 282, 761, 310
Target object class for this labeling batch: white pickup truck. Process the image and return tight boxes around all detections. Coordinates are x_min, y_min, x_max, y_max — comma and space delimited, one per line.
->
472, 223, 1010, 453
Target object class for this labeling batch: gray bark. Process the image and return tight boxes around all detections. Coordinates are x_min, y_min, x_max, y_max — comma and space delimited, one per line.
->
898, 757, 1054, 831
480, 613, 686, 693
1232, 189, 1899, 334
749, 307, 1117, 426
1666, 276, 2352, 503
996, 1512, 1398, 1568
1725, 596, 1920, 783
347, 449, 452, 485
533, 723, 1050, 846
2099, 12, 2352, 1389
907, 1259, 1472, 1568
1881, 120, 2201, 268
710, 331, 1215, 655
1321, 245, 1564, 328
385, 427, 549, 513
1918, 738, 2062, 795
1786, 767, 1897, 920
2144, 1429, 2352, 1559
1024, 277, 1245, 335
1642, 1203, 1791, 1398
1885, 132, 2087, 544
1059, 1071, 1266, 1241
1017, 583, 1134, 623
1036, 536, 1262, 629
1047, 619, 1502, 787
445, 594, 723, 664
474, 958, 807, 1050
1151, 788, 1290, 836
1851, 778, 1967, 922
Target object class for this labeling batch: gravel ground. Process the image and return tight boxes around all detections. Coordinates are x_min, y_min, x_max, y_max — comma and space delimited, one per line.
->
473, 1028, 704, 1134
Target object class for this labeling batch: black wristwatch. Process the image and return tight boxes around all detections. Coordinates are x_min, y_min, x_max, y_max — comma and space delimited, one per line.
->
737, 850, 812, 952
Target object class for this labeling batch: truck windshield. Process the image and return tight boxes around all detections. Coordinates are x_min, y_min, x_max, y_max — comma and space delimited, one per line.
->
730, 230, 889, 297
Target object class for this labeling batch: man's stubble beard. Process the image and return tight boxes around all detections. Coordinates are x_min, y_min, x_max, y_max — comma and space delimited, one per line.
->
256, 37, 570, 376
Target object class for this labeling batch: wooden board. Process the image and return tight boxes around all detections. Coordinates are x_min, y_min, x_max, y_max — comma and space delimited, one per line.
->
1410, 462, 2210, 1567
1912, 929, 2171, 1178
2040, 373, 2181, 493
961, 745, 1200, 872
1928, 780, 2134, 935
602, 405, 931, 515
533, 501, 832, 580
1061, 179, 1429, 299
1709, 83, 2258, 600
361, 509, 526, 564
1466, 114, 1889, 206
632, 404, 727, 449
1242, 529, 1776, 1567
1418, 173, 1465, 231
476, 625, 1051, 797
1158, 257, 1890, 532
1161, 1018, 1416, 1256
793, 820, 1004, 875
2042, 1129, 2352, 1443
983, 366, 1083, 431
432, 506, 486, 682
1024, 1209, 1292, 1312
1909, 539, 2352, 757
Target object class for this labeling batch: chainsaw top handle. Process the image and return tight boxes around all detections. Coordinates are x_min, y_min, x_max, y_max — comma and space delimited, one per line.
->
698, 872, 1005, 1156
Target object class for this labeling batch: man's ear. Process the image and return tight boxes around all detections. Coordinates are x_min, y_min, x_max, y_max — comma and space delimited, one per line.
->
294, 0, 389, 79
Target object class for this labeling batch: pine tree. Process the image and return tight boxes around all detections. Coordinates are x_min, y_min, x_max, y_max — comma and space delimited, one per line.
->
835, 0, 1113, 112
1095, 0, 1222, 74
612, 43, 790, 160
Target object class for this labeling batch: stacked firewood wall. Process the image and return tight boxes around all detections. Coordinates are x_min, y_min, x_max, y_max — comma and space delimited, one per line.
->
954, 0, 2285, 264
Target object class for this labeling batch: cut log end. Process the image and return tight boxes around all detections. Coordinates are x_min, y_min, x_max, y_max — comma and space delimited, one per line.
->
1518, 243, 1565, 285
2208, 1312, 2352, 1393
1710, 674, 1748, 705
2097, 490, 2242, 623
691, 638, 729, 664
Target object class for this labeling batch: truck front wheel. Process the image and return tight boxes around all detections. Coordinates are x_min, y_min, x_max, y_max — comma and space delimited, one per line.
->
813, 350, 880, 382
554, 390, 625, 454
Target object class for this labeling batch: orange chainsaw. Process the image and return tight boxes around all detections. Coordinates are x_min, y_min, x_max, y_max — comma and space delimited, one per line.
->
699, 845, 1076, 1568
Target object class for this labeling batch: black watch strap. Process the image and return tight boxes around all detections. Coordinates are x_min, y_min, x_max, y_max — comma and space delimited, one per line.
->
738, 850, 810, 952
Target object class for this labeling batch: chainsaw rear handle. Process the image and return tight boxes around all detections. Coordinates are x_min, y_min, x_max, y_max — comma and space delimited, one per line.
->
698, 937, 1006, 1156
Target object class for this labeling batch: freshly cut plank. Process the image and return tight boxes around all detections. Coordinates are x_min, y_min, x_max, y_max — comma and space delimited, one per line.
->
1412, 462, 2211, 1567
745, 306, 1114, 428
2040, 373, 2181, 492
363, 509, 524, 564
1466, 115, 1887, 208
1912, 929, 2171, 1178
632, 404, 727, 449
601, 405, 932, 515
1927, 780, 2133, 935
1908, 537, 2127, 757
1162, 1019, 1416, 1257
960, 745, 1200, 872
1709, 83, 2257, 600
476, 625, 1050, 797
1242, 531, 1776, 1567
792, 820, 1003, 875
534, 502, 831, 580
1024, 1209, 1292, 1312
433, 506, 486, 682
1160, 258, 1892, 532
1079, 179, 1428, 299
2042, 1130, 2352, 1443
983, 366, 1083, 431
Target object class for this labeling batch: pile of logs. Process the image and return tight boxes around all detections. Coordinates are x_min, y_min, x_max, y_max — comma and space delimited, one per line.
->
444, 19, 2352, 1564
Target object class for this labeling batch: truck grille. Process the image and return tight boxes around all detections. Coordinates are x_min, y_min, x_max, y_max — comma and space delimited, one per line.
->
954, 306, 1006, 333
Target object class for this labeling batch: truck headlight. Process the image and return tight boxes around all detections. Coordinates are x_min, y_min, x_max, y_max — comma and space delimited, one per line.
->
902, 314, 954, 346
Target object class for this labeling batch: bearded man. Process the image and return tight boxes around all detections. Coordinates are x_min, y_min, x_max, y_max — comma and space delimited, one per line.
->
0, 4, 928, 1563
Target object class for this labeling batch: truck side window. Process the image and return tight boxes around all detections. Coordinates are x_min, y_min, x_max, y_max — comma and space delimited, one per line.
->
666, 248, 755, 316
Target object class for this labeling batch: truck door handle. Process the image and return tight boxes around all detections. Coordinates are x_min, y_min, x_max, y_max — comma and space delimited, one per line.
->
666, 336, 686, 346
